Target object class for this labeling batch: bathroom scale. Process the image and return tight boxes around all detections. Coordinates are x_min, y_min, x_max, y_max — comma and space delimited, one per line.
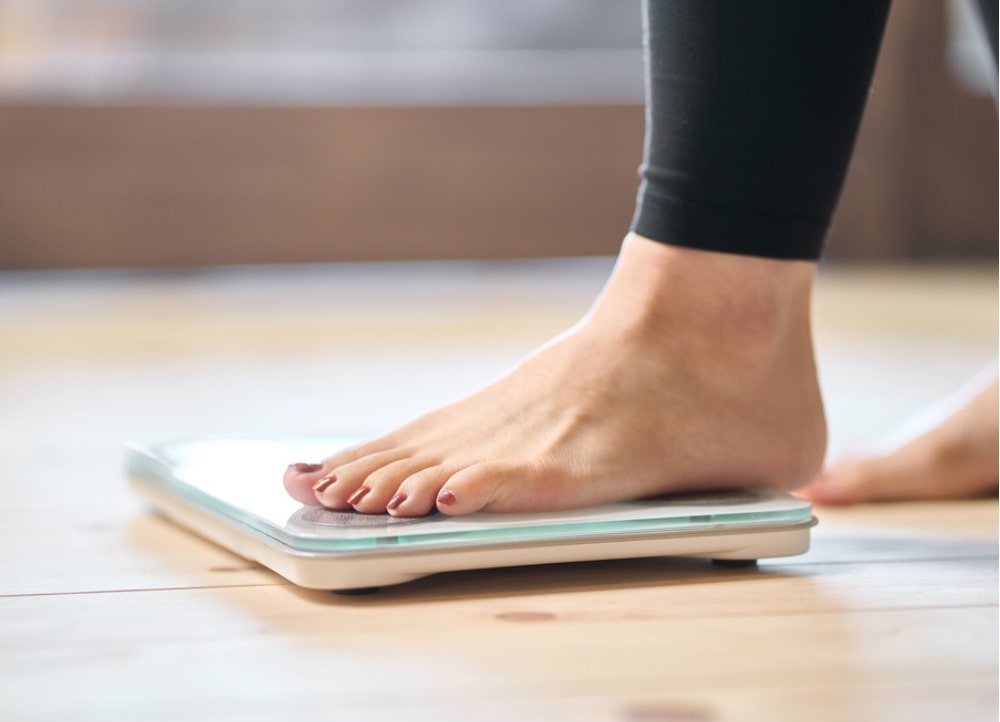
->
126, 436, 817, 592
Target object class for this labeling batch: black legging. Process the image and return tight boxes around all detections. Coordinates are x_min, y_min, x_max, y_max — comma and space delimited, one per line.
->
630, 0, 996, 261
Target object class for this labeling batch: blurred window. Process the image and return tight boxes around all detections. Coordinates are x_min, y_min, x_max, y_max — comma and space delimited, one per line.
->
0, 0, 643, 104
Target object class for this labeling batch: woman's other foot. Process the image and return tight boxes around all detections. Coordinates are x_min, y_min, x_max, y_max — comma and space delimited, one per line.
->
801, 373, 999, 505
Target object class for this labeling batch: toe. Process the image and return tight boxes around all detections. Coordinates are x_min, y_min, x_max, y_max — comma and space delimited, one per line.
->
283, 436, 395, 505
436, 460, 560, 515
350, 457, 439, 514
386, 465, 455, 517
435, 455, 605, 515
314, 448, 413, 509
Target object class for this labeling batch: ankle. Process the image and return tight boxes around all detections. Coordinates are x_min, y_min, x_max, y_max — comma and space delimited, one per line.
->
592, 234, 817, 363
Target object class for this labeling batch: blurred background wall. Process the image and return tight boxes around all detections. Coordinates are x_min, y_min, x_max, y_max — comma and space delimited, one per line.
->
0, 0, 995, 270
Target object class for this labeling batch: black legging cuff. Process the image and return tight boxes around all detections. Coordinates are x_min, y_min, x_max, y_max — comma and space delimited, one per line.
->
632, 185, 829, 261
630, 0, 891, 261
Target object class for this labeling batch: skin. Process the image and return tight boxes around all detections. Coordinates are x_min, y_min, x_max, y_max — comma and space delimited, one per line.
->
800, 374, 999, 505
284, 233, 828, 516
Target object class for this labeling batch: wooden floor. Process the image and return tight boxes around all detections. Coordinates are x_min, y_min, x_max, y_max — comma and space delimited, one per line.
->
0, 259, 996, 722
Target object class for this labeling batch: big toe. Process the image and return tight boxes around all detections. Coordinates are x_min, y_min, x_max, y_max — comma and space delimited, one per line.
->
436, 460, 569, 515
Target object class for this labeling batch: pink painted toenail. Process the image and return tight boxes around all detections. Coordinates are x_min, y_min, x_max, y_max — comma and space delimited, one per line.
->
347, 486, 371, 505
437, 489, 456, 506
312, 474, 337, 493
386, 493, 406, 511
290, 462, 324, 474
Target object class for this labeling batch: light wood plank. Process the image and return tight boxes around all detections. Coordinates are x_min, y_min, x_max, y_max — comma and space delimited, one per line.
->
0, 262, 996, 722
1, 600, 994, 721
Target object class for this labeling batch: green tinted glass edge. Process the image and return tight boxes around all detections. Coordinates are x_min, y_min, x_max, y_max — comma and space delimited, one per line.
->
126, 447, 813, 554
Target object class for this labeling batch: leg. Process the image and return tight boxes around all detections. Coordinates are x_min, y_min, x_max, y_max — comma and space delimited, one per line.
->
801, 1, 998, 506
285, 0, 891, 516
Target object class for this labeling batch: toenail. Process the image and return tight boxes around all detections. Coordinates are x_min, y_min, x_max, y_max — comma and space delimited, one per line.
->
290, 462, 324, 474
437, 489, 456, 506
386, 493, 406, 511
347, 486, 371, 505
312, 474, 337, 493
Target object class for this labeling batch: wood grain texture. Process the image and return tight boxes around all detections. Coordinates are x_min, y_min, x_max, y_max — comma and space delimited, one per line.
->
0, 261, 996, 722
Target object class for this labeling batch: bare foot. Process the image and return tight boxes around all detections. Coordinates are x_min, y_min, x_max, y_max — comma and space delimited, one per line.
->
284, 233, 827, 516
801, 372, 999, 505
